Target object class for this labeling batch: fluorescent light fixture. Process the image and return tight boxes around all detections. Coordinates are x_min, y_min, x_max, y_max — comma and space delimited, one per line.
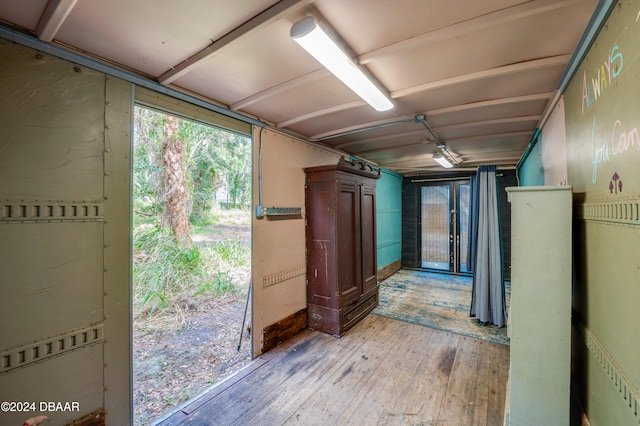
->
433, 152, 454, 168
291, 16, 393, 112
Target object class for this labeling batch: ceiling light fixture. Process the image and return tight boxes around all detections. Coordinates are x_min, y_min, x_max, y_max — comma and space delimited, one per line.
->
290, 16, 393, 112
433, 152, 454, 168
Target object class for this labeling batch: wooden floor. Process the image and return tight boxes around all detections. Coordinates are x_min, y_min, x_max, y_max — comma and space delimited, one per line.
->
156, 314, 510, 426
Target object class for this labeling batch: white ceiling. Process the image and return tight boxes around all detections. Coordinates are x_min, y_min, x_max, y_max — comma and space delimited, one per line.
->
0, 0, 599, 175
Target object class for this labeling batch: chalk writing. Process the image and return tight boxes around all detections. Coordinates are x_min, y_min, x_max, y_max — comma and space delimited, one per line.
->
582, 45, 623, 114
591, 116, 640, 183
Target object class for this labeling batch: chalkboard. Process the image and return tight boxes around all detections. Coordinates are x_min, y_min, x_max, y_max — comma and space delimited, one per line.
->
564, 2, 640, 200
562, 3, 640, 425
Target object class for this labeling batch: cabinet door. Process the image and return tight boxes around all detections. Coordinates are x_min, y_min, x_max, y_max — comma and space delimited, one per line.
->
306, 181, 336, 308
337, 180, 360, 306
361, 184, 377, 294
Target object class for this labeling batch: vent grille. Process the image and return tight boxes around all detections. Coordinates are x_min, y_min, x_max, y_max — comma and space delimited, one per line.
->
577, 199, 640, 227
0, 201, 104, 223
1, 324, 104, 374
263, 266, 306, 288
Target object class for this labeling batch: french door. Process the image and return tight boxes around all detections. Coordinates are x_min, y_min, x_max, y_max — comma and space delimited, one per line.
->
420, 180, 470, 273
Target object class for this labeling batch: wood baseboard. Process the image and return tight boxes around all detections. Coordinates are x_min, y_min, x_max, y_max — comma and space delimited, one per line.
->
377, 259, 401, 282
262, 308, 308, 353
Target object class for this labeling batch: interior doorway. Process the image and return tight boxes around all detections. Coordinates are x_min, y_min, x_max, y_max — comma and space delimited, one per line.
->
420, 180, 470, 274
131, 105, 252, 425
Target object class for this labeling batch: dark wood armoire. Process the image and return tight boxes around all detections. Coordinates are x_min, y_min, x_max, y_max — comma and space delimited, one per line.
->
304, 159, 381, 336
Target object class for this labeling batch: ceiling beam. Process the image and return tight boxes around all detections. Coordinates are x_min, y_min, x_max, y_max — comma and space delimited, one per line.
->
456, 157, 522, 166
336, 128, 428, 149
378, 154, 437, 167
444, 130, 532, 143
231, 0, 574, 112
392, 55, 571, 99
158, 0, 308, 85
231, 69, 328, 111
350, 124, 533, 159
310, 116, 416, 141
426, 92, 553, 117
278, 57, 567, 128
433, 115, 541, 133
384, 155, 522, 171
355, 139, 518, 158
277, 100, 365, 128
35, 0, 79, 42
358, 0, 581, 64
352, 141, 431, 157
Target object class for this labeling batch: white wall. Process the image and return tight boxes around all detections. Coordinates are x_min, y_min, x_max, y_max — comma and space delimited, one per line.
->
251, 128, 341, 357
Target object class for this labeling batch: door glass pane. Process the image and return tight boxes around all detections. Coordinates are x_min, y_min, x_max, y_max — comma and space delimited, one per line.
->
421, 185, 450, 270
459, 183, 470, 273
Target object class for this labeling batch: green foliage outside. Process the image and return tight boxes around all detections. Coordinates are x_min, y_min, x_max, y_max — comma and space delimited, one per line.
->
133, 107, 252, 227
132, 107, 252, 316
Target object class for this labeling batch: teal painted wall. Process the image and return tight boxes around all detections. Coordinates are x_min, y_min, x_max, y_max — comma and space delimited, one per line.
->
376, 168, 402, 270
517, 132, 544, 186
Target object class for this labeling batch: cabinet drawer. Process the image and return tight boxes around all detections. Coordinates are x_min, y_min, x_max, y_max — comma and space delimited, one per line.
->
341, 291, 378, 333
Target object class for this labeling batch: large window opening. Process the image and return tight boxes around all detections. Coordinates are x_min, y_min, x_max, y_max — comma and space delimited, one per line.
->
131, 105, 252, 425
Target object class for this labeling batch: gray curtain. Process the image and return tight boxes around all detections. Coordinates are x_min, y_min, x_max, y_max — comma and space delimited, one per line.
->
469, 165, 507, 327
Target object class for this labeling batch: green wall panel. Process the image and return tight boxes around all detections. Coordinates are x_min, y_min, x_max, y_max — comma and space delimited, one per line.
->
376, 168, 402, 270
563, 1, 640, 424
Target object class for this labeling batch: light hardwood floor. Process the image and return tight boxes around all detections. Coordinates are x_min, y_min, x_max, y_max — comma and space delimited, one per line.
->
157, 314, 509, 426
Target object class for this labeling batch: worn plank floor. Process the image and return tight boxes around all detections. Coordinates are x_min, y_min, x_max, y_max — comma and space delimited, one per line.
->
157, 314, 510, 426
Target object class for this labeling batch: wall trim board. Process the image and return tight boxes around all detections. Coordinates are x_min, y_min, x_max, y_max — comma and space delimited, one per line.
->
0, 324, 104, 375
377, 259, 401, 283
262, 266, 306, 288
0, 201, 104, 223
262, 308, 308, 353
376, 239, 402, 250
576, 198, 640, 228
576, 322, 640, 423
102, 75, 133, 423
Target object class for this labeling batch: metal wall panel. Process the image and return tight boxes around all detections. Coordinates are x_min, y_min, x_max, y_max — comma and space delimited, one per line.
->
0, 223, 104, 348
0, 39, 131, 425
0, 345, 104, 426
0, 43, 105, 201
